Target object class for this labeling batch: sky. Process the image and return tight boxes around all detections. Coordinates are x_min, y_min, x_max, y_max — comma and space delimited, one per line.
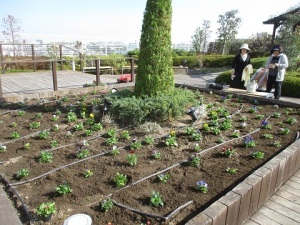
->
0, 0, 299, 44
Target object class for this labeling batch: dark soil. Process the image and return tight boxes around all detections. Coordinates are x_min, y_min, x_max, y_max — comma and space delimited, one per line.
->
0, 90, 299, 225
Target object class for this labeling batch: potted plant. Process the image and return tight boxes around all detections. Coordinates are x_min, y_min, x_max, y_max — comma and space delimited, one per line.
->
36, 202, 57, 221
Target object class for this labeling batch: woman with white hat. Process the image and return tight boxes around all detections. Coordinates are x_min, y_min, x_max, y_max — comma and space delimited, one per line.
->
230, 43, 251, 89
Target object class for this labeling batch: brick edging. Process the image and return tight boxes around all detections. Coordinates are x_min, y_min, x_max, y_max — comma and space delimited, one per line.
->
185, 138, 300, 225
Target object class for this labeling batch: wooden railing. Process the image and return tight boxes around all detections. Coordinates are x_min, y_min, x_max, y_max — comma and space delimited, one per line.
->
0, 55, 137, 97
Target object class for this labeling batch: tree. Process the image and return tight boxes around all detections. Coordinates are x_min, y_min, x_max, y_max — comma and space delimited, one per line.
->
134, 0, 174, 97
248, 32, 272, 55
276, 13, 300, 67
1, 14, 22, 57
191, 27, 204, 54
216, 10, 241, 55
191, 20, 211, 54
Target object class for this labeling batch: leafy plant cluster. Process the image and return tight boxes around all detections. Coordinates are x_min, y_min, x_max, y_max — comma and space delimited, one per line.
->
108, 88, 197, 125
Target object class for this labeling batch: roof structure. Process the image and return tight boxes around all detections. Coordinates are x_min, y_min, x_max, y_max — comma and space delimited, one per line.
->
263, 6, 300, 44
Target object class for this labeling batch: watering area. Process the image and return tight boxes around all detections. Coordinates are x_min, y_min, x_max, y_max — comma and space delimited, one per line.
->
0, 70, 300, 225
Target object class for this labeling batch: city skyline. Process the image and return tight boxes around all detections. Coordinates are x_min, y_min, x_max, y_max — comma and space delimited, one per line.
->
1, 0, 299, 44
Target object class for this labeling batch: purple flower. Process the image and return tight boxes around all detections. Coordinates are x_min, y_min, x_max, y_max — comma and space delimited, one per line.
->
196, 180, 207, 188
261, 120, 268, 127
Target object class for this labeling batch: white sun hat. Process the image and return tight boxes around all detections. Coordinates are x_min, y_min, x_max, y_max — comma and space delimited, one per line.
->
239, 43, 250, 51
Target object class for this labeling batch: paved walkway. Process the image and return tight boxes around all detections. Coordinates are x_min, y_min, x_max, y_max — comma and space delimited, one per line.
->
0, 70, 299, 225
243, 169, 300, 225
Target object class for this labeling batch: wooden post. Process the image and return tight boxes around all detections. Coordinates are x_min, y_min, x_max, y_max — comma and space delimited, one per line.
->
31, 44, 36, 72
59, 45, 63, 70
51, 61, 58, 91
79, 53, 83, 71
95, 59, 100, 86
0, 77, 3, 98
0, 44, 5, 74
130, 57, 135, 82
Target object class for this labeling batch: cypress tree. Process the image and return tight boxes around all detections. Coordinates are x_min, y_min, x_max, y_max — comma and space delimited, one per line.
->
134, 0, 174, 96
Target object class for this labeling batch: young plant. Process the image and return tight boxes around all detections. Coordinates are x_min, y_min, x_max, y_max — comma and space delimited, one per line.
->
157, 173, 170, 183
130, 139, 142, 150
210, 127, 221, 135
196, 180, 208, 193
50, 140, 59, 148
38, 130, 50, 140
76, 148, 90, 159
36, 202, 57, 217
100, 198, 114, 212
56, 183, 73, 195
261, 120, 272, 129
150, 191, 164, 207
10, 122, 17, 127
188, 154, 200, 167
52, 124, 59, 131
279, 128, 290, 135
121, 130, 130, 140
126, 152, 138, 166
83, 169, 93, 178
144, 136, 155, 145
51, 115, 59, 121
73, 122, 84, 131
232, 130, 240, 138
226, 167, 238, 174
164, 136, 178, 147
113, 172, 128, 187
193, 143, 201, 152
18, 110, 25, 116
263, 133, 273, 139
110, 146, 120, 156
16, 168, 29, 180
35, 112, 43, 118
243, 135, 256, 148
240, 115, 247, 122
250, 150, 265, 159
92, 123, 103, 131
39, 151, 53, 163
151, 150, 161, 159
255, 114, 264, 120
84, 129, 93, 136
106, 136, 118, 146
67, 111, 77, 122
273, 140, 281, 148
272, 112, 281, 118
11, 131, 21, 139
107, 129, 117, 137
285, 116, 297, 124
221, 147, 236, 158
23, 142, 31, 150
0, 145, 7, 153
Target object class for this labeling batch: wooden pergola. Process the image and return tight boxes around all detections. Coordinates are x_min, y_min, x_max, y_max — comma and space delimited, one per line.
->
263, 7, 300, 45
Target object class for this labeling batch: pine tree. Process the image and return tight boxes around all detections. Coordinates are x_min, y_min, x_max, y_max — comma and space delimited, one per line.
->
134, 0, 174, 96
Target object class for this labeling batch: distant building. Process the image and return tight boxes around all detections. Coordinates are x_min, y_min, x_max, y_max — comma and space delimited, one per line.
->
0, 34, 191, 57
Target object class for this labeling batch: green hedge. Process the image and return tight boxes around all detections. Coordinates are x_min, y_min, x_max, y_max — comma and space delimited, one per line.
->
215, 70, 300, 98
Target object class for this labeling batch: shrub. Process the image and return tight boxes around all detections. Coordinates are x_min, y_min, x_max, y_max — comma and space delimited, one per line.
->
109, 88, 197, 125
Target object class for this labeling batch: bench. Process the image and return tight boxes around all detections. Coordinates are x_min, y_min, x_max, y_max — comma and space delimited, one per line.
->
121, 65, 138, 74
121, 66, 188, 75
82, 66, 113, 74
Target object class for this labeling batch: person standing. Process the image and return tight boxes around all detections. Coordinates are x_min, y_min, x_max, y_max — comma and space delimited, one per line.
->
265, 45, 288, 100
230, 43, 251, 89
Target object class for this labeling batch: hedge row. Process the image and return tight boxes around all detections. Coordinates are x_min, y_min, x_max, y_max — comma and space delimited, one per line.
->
215, 70, 300, 98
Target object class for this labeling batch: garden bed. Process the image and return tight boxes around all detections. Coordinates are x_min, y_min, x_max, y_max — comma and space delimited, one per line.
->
0, 89, 299, 225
